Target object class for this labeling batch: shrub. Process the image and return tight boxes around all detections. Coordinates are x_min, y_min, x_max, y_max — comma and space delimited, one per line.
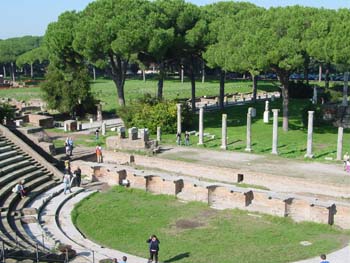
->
118, 95, 193, 134
289, 81, 313, 99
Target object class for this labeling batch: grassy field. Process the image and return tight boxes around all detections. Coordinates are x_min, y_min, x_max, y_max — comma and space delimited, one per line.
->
1, 78, 347, 161
0, 77, 278, 112
160, 98, 350, 161
72, 186, 349, 263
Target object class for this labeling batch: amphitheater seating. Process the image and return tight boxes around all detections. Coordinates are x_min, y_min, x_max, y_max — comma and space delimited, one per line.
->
0, 133, 60, 256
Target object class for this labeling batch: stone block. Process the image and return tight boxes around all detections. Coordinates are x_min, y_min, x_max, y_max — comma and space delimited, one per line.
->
334, 204, 350, 229
146, 176, 183, 196
208, 186, 252, 210
64, 120, 77, 132
128, 127, 138, 140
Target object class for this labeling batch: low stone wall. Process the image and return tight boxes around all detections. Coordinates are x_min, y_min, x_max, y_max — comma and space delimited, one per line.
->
28, 114, 54, 128
70, 160, 350, 229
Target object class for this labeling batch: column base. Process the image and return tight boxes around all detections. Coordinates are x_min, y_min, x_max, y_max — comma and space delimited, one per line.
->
271, 150, 278, 155
198, 142, 204, 146
245, 148, 252, 152
220, 145, 227, 150
304, 153, 314, 158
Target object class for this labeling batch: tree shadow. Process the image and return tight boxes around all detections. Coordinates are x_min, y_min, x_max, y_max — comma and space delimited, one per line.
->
164, 252, 190, 263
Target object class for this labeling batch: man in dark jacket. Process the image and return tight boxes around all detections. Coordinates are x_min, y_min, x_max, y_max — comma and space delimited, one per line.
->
147, 235, 160, 263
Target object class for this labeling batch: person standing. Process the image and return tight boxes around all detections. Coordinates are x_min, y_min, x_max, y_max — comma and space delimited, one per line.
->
147, 235, 160, 263
63, 173, 72, 194
96, 145, 103, 163
320, 254, 330, 263
68, 137, 74, 156
176, 132, 181, 146
73, 167, 82, 187
185, 131, 190, 146
95, 128, 100, 140
65, 137, 70, 156
343, 152, 349, 171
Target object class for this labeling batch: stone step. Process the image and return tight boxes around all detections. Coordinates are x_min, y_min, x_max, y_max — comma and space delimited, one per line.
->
0, 150, 18, 161
0, 165, 40, 188
0, 211, 28, 250
0, 170, 51, 207
0, 155, 26, 169
0, 145, 14, 153
0, 140, 8, 147
0, 160, 32, 176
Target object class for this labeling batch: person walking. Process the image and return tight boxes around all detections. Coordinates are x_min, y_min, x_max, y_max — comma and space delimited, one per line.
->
147, 235, 160, 263
96, 145, 103, 163
120, 256, 127, 263
320, 254, 330, 263
63, 173, 72, 194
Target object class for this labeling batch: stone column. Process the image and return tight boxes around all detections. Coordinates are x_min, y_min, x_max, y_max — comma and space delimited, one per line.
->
245, 109, 252, 152
342, 72, 349, 106
96, 103, 103, 122
221, 114, 227, 150
337, 126, 344, 161
305, 111, 314, 158
271, 109, 279, 155
101, 121, 106, 136
263, 100, 270, 123
198, 107, 204, 145
176, 103, 182, 134
157, 126, 162, 142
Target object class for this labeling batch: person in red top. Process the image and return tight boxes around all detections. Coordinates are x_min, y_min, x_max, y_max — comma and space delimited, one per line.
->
96, 145, 103, 163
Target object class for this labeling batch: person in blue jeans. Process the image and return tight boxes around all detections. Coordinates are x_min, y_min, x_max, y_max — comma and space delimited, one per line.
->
147, 235, 160, 263
320, 254, 330, 263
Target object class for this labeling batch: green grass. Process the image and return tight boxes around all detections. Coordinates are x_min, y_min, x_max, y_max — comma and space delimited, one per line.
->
72, 186, 349, 263
159, 98, 348, 162
1, 78, 346, 161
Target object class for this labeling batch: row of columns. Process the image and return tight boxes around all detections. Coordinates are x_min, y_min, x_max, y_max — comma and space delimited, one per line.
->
176, 103, 319, 157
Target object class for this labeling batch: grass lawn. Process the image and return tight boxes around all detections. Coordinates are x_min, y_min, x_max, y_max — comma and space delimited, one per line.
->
1, 78, 347, 162
72, 187, 349, 263
159, 98, 349, 162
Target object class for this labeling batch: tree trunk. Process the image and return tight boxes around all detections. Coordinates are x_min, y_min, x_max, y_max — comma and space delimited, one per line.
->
251, 74, 258, 103
93, 66, 96, 81
2, 65, 6, 78
10, 62, 15, 82
303, 54, 310, 85
109, 54, 126, 106
189, 56, 196, 112
201, 60, 205, 84
30, 63, 34, 78
325, 63, 330, 89
219, 69, 225, 110
318, 64, 322, 82
277, 71, 290, 131
157, 61, 164, 100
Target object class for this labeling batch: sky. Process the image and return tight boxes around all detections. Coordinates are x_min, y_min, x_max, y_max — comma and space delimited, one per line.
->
0, 0, 349, 40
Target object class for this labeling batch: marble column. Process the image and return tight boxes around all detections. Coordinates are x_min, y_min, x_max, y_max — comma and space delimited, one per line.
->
198, 107, 204, 145
271, 109, 279, 155
101, 121, 106, 136
157, 126, 162, 142
337, 127, 344, 161
245, 109, 252, 152
263, 100, 270, 123
176, 103, 182, 134
221, 114, 227, 150
305, 111, 314, 158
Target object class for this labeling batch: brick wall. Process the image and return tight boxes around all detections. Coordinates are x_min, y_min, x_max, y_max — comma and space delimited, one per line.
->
208, 186, 249, 210
177, 182, 209, 203
248, 192, 287, 217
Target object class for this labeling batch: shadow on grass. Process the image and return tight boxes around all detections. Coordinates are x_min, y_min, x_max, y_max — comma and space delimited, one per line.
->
314, 150, 337, 159
164, 252, 190, 262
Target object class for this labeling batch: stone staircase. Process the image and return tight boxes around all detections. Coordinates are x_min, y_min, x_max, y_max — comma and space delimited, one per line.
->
0, 128, 66, 262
